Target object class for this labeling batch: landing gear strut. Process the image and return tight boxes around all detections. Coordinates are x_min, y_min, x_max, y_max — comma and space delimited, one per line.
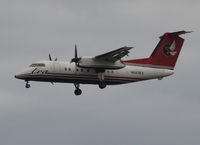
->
74, 83, 82, 96
25, 81, 30, 88
97, 72, 107, 89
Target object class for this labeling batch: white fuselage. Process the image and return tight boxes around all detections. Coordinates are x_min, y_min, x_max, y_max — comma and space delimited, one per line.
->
15, 61, 174, 85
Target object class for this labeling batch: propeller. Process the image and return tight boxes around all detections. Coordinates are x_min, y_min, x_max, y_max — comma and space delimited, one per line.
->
49, 54, 52, 61
49, 50, 58, 61
71, 44, 80, 65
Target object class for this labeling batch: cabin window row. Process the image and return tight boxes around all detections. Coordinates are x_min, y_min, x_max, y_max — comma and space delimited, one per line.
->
65, 68, 71, 71
64, 68, 117, 74
106, 70, 114, 73
64, 68, 90, 72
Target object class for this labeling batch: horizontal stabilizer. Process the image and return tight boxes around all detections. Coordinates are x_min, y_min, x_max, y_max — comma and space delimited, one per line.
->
160, 30, 193, 38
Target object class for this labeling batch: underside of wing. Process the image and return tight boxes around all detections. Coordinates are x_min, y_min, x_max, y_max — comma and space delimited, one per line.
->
95, 46, 133, 62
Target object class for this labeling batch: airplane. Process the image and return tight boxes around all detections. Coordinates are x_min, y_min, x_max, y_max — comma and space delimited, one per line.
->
15, 30, 191, 95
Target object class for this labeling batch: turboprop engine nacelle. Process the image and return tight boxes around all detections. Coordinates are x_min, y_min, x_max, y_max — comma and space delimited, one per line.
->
78, 56, 125, 69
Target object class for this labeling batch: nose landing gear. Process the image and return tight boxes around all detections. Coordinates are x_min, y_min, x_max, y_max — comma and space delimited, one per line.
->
25, 81, 30, 88
74, 83, 82, 96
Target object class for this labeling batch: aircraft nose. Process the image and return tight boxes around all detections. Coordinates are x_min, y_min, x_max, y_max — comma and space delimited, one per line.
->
15, 74, 19, 79
15, 74, 23, 79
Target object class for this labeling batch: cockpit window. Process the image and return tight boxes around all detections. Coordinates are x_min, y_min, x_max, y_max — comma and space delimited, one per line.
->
29, 63, 45, 67
29, 64, 37, 67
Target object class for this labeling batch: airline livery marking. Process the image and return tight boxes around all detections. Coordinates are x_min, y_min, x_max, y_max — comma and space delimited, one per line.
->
15, 31, 191, 95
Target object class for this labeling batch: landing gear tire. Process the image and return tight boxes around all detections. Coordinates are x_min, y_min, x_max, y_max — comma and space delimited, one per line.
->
74, 83, 82, 95
25, 82, 30, 88
99, 81, 106, 89
74, 89, 82, 96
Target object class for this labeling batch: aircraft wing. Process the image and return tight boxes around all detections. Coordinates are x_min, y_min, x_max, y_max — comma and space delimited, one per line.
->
95, 46, 133, 62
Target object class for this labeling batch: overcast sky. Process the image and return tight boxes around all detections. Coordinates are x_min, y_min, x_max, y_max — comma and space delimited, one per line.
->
0, 0, 200, 145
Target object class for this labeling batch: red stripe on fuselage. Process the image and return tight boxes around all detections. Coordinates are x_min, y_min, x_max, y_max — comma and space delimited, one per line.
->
17, 72, 146, 81
47, 72, 146, 81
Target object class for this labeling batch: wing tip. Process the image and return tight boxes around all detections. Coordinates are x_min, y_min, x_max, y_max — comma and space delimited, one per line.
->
123, 46, 134, 49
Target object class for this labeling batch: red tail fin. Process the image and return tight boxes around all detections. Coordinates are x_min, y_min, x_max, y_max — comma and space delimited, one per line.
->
123, 31, 191, 69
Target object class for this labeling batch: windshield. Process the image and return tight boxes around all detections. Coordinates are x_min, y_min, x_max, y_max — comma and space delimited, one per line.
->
29, 63, 45, 67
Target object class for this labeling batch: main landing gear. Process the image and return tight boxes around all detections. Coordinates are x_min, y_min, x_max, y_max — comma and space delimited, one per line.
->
99, 81, 106, 89
74, 83, 82, 96
25, 81, 30, 88
97, 72, 107, 89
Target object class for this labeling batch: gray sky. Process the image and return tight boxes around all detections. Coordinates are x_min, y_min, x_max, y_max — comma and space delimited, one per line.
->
0, 0, 200, 145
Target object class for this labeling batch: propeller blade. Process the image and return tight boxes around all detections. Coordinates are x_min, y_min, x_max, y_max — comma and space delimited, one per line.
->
71, 44, 80, 64
49, 54, 52, 61
70, 44, 82, 66
75, 44, 78, 59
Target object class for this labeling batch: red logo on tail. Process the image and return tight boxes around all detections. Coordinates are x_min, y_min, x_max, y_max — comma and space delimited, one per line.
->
162, 41, 176, 56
